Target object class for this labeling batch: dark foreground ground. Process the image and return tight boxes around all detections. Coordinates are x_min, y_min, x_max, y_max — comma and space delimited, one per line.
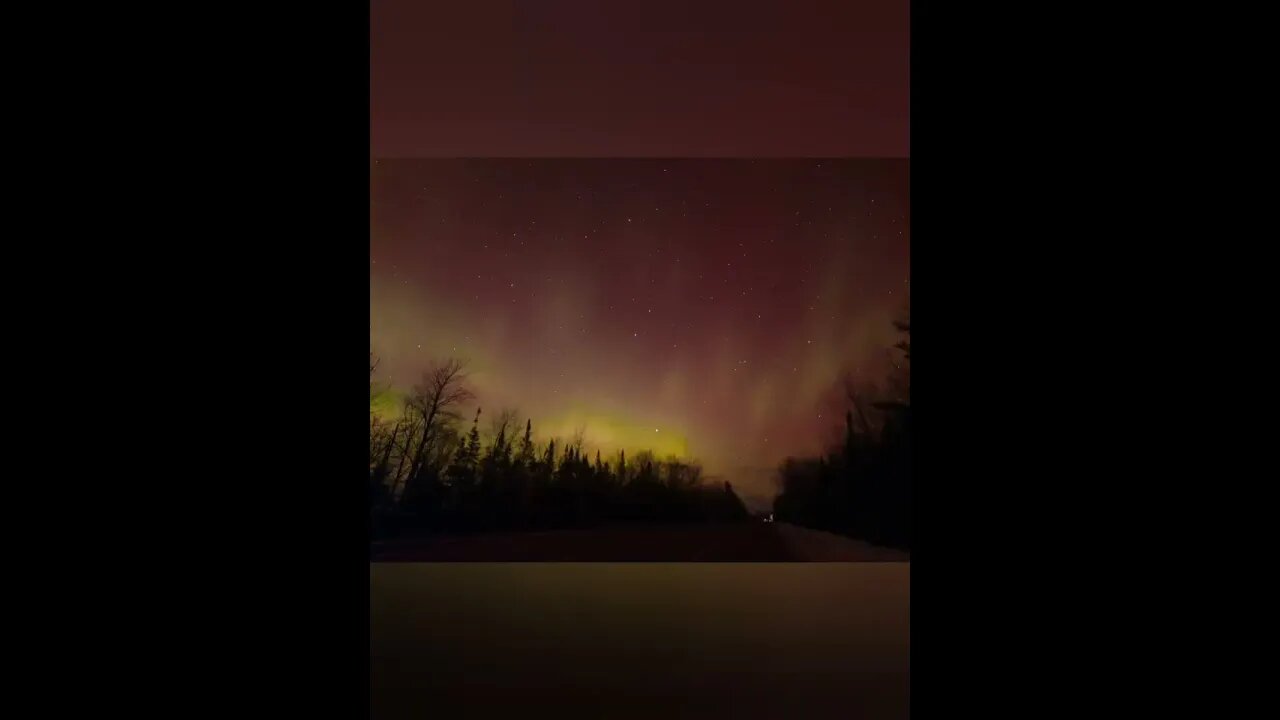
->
370, 522, 909, 561
372, 563, 910, 719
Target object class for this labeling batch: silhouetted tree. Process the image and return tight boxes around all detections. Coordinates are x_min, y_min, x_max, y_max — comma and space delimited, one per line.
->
487, 409, 518, 465
773, 311, 911, 549
387, 413, 424, 500
448, 407, 482, 485
543, 439, 556, 469
370, 356, 776, 537
517, 419, 535, 468
371, 417, 403, 497
402, 359, 474, 505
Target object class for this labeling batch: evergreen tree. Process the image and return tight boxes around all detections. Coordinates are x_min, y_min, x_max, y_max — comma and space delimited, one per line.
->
486, 422, 514, 479
556, 444, 574, 481
517, 419, 535, 468
466, 407, 482, 459
447, 407, 482, 486
490, 425, 507, 463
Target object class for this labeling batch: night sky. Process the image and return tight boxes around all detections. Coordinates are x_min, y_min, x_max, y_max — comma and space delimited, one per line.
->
371, 159, 908, 509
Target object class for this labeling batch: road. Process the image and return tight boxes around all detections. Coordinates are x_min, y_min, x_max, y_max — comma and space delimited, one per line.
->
370, 522, 908, 561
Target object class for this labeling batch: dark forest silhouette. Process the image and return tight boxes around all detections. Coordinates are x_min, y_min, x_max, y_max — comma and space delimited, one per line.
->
370, 360, 749, 541
371, 311, 909, 549
772, 311, 911, 549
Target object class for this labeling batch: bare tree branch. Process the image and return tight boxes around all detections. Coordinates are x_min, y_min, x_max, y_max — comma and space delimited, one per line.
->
401, 358, 475, 498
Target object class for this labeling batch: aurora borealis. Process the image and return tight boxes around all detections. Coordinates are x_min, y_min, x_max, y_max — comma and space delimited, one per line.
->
370, 159, 908, 509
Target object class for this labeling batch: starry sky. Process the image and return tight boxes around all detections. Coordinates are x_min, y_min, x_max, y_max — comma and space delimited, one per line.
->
370, 159, 908, 509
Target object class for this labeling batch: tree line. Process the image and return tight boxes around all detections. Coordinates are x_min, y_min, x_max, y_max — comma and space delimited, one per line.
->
772, 311, 911, 549
369, 359, 749, 539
